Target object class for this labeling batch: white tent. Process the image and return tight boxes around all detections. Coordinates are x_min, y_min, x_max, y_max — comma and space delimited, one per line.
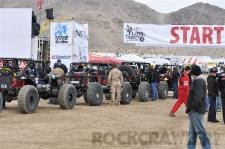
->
214, 58, 225, 64
117, 54, 148, 63
198, 56, 213, 64
145, 57, 171, 65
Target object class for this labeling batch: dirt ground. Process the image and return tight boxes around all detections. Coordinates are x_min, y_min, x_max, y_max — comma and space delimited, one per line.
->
0, 95, 224, 149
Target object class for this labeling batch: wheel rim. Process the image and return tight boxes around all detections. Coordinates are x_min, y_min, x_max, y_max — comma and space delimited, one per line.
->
96, 92, 100, 99
164, 90, 168, 95
28, 95, 36, 111
126, 93, 129, 98
145, 91, 149, 97
68, 93, 73, 103
29, 96, 35, 106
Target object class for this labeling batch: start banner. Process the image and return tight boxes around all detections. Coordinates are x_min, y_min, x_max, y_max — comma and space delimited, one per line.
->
124, 23, 225, 46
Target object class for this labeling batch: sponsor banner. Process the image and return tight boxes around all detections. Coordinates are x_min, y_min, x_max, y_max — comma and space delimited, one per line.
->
51, 22, 73, 45
50, 22, 74, 68
124, 23, 225, 46
73, 22, 89, 63
0, 8, 32, 58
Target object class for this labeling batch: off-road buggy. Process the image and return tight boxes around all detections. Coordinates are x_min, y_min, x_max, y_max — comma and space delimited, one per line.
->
119, 62, 151, 102
67, 55, 133, 106
157, 64, 183, 99
0, 58, 76, 114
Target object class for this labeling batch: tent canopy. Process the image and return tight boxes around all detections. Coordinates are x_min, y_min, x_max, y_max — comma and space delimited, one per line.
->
144, 57, 170, 65
89, 55, 122, 65
181, 56, 201, 65
91, 52, 117, 58
117, 54, 148, 63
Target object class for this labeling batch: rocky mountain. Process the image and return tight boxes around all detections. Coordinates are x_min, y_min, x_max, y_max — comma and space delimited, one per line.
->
165, 2, 225, 25
1, 0, 225, 57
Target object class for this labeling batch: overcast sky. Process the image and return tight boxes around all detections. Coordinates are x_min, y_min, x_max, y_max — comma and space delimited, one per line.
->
134, 0, 225, 13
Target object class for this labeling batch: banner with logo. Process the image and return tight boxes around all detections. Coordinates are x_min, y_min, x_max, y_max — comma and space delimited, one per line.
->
73, 22, 89, 63
124, 23, 225, 46
50, 22, 74, 68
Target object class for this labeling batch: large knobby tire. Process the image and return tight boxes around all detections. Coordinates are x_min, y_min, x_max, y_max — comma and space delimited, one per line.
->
18, 85, 40, 114
138, 81, 150, 102
120, 82, 132, 105
87, 82, 103, 106
119, 65, 136, 80
158, 81, 169, 99
58, 84, 77, 109
0, 93, 3, 112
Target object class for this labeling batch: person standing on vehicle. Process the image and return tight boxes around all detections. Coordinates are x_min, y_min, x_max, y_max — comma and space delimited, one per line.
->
108, 64, 123, 105
207, 67, 219, 123
169, 66, 191, 117
218, 71, 225, 124
172, 67, 180, 99
44, 61, 52, 74
150, 66, 160, 101
54, 59, 68, 74
186, 65, 211, 149
26, 62, 37, 78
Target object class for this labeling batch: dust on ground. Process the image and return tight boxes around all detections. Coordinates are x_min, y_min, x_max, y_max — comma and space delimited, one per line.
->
0, 96, 224, 149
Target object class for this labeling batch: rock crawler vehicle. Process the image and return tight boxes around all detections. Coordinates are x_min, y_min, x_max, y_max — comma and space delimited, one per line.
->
67, 55, 133, 106
0, 58, 76, 114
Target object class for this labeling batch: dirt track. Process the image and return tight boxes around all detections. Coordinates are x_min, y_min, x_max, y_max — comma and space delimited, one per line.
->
0, 96, 224, 149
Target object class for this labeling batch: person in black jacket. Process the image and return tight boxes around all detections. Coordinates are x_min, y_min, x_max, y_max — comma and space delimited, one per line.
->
186, 65, 211, 149
218, 71, 225, 124
207, 67, 219, 123
26, 62, 37, 78
171, 67, 180, 99
44, 61, 52, 74
53, 59, 68, 74
149, 66, 160, 101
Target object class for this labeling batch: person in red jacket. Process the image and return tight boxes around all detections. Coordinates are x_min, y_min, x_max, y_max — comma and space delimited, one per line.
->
169, 66, 191, 117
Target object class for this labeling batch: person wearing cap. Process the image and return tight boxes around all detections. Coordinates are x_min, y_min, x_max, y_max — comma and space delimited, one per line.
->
218, 71, 225, 124
186, 65, 211, 149
169, 66, 191, 117
207, 67, 219, 123
53, 59, 68, 74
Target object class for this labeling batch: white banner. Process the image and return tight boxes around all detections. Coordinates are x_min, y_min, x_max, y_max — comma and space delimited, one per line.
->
0, 8, 32, 58
124, 23, 225, 46
73, 22, 89, 63
50, 22, 74, 68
